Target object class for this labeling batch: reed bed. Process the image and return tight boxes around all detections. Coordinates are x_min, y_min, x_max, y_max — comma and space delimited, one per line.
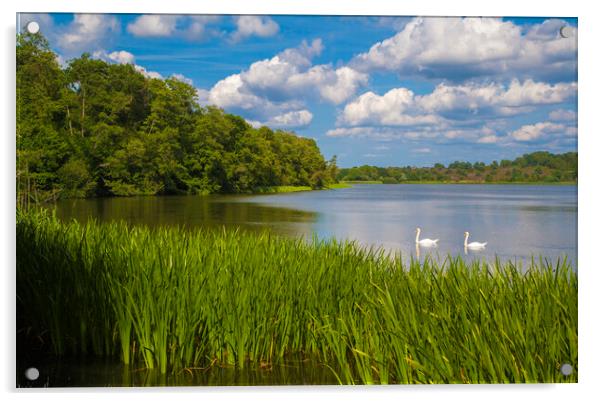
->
16, 208, 577, 383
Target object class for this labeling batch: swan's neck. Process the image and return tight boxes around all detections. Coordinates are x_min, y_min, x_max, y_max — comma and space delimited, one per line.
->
415, 231, 420, 243
464, 234, 469, 247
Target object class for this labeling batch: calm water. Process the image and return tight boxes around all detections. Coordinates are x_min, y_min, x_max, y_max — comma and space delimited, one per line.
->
52, 184, 577, 268
28, 184, 577, 386
16, 357, 338, 387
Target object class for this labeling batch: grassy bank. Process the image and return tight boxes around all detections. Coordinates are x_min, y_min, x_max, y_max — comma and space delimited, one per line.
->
16, 209, 577, 383
250, 183, 352, 194
326, 182, 353, 189
253, 185, 314, 194
341, 180, 383, 184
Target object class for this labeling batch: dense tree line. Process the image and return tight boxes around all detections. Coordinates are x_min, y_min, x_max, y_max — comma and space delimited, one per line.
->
338, 151, 577, 184
17, 32, 337, 205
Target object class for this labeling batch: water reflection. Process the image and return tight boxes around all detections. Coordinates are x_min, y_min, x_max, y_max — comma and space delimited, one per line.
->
241, 184, 577, 268
17, 358, 339, 387
52, 195, 319, 238
51, 184, 577, 268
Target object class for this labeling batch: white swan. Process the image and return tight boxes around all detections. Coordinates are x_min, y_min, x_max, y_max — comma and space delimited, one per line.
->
415, 227, 439, 247
464, 231, 487, 249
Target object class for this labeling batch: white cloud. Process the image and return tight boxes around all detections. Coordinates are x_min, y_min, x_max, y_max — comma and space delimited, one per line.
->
57, 14, 119, 55
240, 39, 324, 96
196, 88, 210, 105
206, 73, 305, 125
339, 80, 576, 128
134, 65, 163, 80
93, 50, 136, 65
231, 16, 279, 42
127, 15, 179, 37
549, 109, 577, 121
326, 123, 519, 146
497, 80, 576, 106
318, 67, 369, 104
412, 147, 432, 153
127, 15, 221, 40
245, 110, 313, 129
91, 50, 165, 81
171, 73, 193, 85
417, 80, 576, 118
185, 15, 221, 39
339, 88, 441, 127
203, 39, 368, 128
327, 127, 384, 138
265, 110, 313, 128
509, 122, 567, 141
477, 135, 500, 144
326, 127, 409, 141
352, 17, 577, 82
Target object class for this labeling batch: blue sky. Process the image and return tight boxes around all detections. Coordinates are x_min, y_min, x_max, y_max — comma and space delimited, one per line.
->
19, 13, 577, 167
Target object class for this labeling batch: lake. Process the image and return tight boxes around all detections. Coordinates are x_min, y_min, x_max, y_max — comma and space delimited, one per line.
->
52, 184, 577, 269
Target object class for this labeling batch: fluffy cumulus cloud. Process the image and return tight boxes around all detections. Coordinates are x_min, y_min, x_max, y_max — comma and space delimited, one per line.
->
91, 50, 166, 80
339, 88, 441, 127
549, 109, 577, 121
230, 16, 279, 42
331, 18, 577, 149
93, 50, 136, 65
317, 67, 371, 104
509, 122, 575, 142
171, 73, 194, 85
39, 14, 577, 149
57, 14, 119, 55
264, 110, 314, 128
338, 79, 576, 127
134, 65, 163, 80
451, 121, 577, 145
352, 17, 577, 82
185, 16, 221, 39
127, 15, 221, 39
203, 39, 368, 128
127, 15, 178, 37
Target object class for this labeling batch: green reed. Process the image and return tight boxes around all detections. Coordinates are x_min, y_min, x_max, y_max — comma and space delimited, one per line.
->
16, 208, 577, 383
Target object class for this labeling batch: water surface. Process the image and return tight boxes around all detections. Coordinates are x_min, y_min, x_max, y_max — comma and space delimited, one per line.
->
52, 184, 577, 268
16, 357, 338, 387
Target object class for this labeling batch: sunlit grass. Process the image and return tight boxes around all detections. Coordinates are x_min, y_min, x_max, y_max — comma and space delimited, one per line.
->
326, 182, 353, 189
16, 208, 577, 383
255, 186, 313, 193
341, 180, 383, 184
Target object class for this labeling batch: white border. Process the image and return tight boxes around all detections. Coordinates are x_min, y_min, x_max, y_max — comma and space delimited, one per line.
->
2, 1, 600, 401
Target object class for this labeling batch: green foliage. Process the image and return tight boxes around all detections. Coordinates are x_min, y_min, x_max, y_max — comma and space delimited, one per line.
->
16, 33, 336, 202
17, 209, 577, 383
338, 151, 577, 184
382, 177, 399, 184
56, 158, 94, 197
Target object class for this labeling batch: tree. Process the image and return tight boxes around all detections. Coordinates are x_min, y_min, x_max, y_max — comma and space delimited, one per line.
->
336, 152, 577, 184
18, 31, 578, 204
17, 32, 69, 205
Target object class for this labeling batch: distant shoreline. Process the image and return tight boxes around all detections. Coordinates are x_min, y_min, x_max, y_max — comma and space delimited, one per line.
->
341, 180, 577, 186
